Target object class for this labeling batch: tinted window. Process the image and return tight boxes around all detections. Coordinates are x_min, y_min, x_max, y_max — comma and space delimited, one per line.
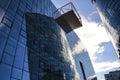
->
5, 44, 16, 56
2, 17, 12, 27
2, 53, 14, 65
14, 43, 25, 69
7, 37, 17, 47
24, 62, 29, 71
0, 63, 11, 80
0, 23, 10, 34
12, 68, 22, 79
0, 7, 5, 22
10, 20, 21, 40
0, 31, 7, 60
19, 35, 26, 45
0, 0, 11, 10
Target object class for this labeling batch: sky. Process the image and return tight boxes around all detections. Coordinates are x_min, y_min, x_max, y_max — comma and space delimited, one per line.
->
51, 0, 120, 80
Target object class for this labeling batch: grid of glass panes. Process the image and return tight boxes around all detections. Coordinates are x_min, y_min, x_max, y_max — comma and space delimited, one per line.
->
0, 0, 57, 80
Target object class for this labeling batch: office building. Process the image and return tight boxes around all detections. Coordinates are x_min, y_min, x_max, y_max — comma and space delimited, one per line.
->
104, 70, 120, 80
92, 0, 120, 59
0, 0, 82, 80
67, 31, 97, 80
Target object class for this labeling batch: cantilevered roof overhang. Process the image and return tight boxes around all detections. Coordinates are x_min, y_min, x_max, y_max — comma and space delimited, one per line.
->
53, 2, 82, 33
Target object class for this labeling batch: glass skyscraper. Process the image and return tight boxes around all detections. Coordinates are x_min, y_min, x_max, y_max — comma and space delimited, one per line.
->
67, 31, 97, 80
0, 0, 80, 80
92, 0, 120, 59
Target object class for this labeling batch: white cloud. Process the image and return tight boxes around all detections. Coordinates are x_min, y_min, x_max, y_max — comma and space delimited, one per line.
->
74, 16, 110, 61
72, 40, 87, 55
95, 46, 104, 54
93, 60, 120, 73
88, 11, 98, 20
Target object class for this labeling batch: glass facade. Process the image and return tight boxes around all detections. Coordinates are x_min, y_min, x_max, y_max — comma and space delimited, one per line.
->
26, 13, 79, 80
92, 0, 120, 59
67, 31, 97, 80
0, 0, 80, 80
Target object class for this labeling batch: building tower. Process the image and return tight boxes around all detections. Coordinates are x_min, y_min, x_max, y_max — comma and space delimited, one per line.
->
67, 31, 97, 80
91, 0, 120, 59
0, 0, 82, 80
104, 70, 120, 80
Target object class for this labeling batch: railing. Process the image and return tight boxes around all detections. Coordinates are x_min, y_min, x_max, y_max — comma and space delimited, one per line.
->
52, 2, 81, 22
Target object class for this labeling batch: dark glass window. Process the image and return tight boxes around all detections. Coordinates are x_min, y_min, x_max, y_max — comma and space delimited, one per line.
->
0, 63, 11, 80
5, 11, 15, 22
25, 47, 28, 62
7, 8, 16, 18
2, 53, 14, 65
5, 44, 16, 56
9, 0, 19, 12
0, 0, 11, 10
0, 31, 7, 60
17, 8, 24, 17
2, 17, 12, 27
12, 67, 22, 79
0, 7, 5, 22
14, 43, 25, 69
7, 37, 17, 48
0, 23, 10, 34
15, 14, 23, 23
19, 0, 26, 12
10, 20, 21, 40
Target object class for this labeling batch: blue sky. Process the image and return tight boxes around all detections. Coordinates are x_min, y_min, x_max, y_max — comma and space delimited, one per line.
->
51, 0, 120, 80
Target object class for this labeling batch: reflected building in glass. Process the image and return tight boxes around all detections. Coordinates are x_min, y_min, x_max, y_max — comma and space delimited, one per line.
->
0, 0, 81, 80
26, 13, 80, 80
67, 31, 97, 80
92, 0, 120, 59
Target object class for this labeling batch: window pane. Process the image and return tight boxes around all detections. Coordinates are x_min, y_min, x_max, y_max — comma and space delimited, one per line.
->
10, 20, 21, 40
5, 11, 15, 22
2, 53, 14, 65
7, 37, 17, 47
14, 43, 25, 69
0, 7, 5, 22
0, 63, 11, 80
2, 17, 12, 27
22, 71, 30, 80
24, 62, 29, 71
5, 44, 16, 56
12, 68, 22, 79
0, 23, 10, 34
20, 30, 26, 37
0, 31, 7, 60
0, 0, 10, 9
19, 35, 26, 45
25, 47, 28, 62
